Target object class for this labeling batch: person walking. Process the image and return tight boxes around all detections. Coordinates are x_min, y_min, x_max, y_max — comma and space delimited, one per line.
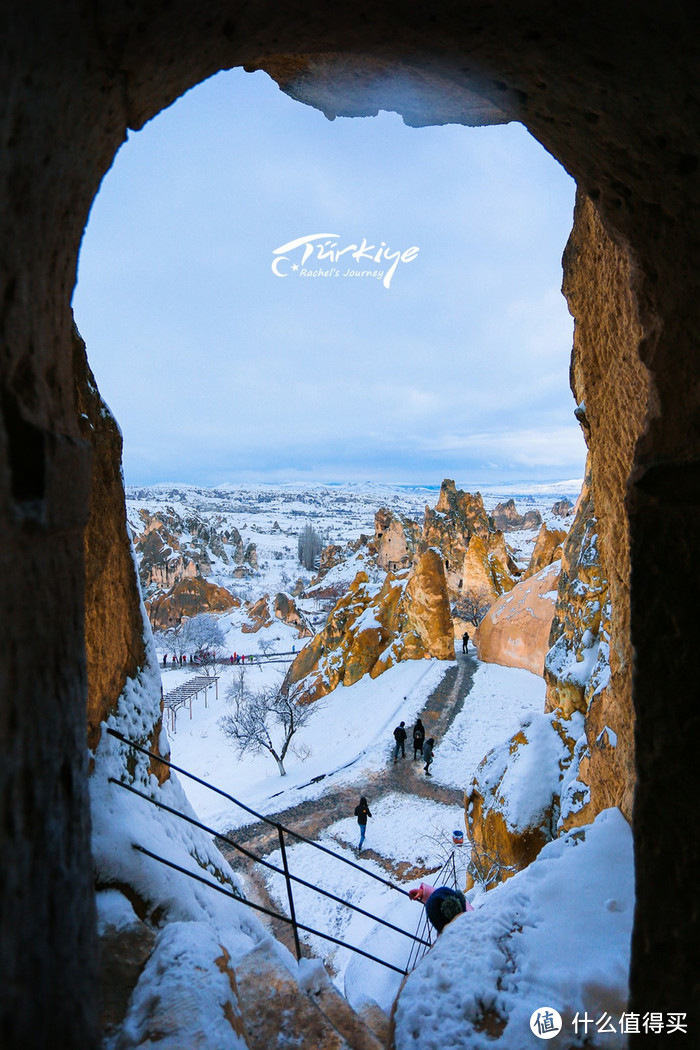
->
423, 737, 435, 776
462, 631, 470, 653
354, 795, 372, 851
393, 721, 407, 762
408, 882, 473, 934
412, 718, 425, 760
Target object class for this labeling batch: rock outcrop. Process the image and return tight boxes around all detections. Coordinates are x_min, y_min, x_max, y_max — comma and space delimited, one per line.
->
551, 498, 574, 518
464, 713, 581, 890
474, 561, 561, 677
423, 481, 519, 606
543, 469, 620, 829
145, 577, 239, 630
235, 942, 384, 1050
369, 507, 422, 572
131, 507, 257, 596
273, 592, 313, 636
2, 8, 697, 1041
524, 523, 567, 578
561, 191, 648, 828
285, 549, 454, 703
74, 329, 155, 757
490, 498, 543, 532
241, 595, 274, 634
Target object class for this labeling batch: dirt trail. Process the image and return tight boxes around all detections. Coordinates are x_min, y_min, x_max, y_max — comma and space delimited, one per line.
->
216, 650, 478, 961
217, 651, 477, 878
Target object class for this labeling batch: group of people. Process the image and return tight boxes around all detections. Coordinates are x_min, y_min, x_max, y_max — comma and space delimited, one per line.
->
163, 652, 189, 666
392, 718, 435, 775
162, 651, 251, 668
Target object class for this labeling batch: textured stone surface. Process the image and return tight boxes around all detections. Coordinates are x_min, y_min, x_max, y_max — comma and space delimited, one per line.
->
285, 549, 453, 703
524, 523, 566, 579
234, 942, 382, 1050
2, 2, 699, 1040
562, 192, 648, 831
464, 715, 578, 891
98, 911, 156, 1040
551, 498, 574, 519
273, 591, 313, 636
74, 329, 150, 754
423, 481, 518, 608
490, 499, 543, 532
475, 561, 560, 676
145, 576, 239, 630
370, 507, 422, 572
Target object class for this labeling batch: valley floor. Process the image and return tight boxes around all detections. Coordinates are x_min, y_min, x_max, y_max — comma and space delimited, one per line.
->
167, 648, 634, 1048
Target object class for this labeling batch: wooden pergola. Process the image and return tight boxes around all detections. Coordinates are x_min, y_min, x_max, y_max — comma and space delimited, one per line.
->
162, 675, 220, 733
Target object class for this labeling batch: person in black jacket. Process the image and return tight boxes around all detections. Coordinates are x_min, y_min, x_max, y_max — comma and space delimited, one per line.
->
412, 718, 425, 760
393, 721, 407, 762
354, 796, 372, 851
423, 737, 435, 776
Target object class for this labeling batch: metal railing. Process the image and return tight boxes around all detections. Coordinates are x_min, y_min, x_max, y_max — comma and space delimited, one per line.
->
404, 849, 460, 973
107, 728, 435, 976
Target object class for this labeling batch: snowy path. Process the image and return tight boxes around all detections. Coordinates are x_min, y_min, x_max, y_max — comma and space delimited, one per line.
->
216, 652, 477, 958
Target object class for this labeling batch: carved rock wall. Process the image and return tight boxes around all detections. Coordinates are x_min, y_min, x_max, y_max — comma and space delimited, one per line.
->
2, 2, 699, 1040
561, 193, 649, 823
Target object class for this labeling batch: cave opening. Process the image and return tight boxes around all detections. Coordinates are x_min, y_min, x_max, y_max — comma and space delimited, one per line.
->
73, 66, 584, 492
2, 9, 698, 1046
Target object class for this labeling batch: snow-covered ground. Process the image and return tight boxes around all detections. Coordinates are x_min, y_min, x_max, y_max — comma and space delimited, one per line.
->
165, 647, 633, 1040
166, 656, 450, 830
112, 479, 634, 1047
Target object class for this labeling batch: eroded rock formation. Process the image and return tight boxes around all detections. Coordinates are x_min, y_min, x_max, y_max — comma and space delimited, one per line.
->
464, 713, 581, 890
490, 498, 543, 532
2, 4, 698, 1042
285, 549, 454, 703
551, 498, 574, 518
524, 523, 566, 578
474, 560, 561, 676
131, 507, 256, 596
423, 481, 519, 606
369, 507, 422, 572
145, 577, 239, 630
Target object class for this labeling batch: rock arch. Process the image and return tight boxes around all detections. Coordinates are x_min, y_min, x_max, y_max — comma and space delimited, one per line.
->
1, 3, 698, 1046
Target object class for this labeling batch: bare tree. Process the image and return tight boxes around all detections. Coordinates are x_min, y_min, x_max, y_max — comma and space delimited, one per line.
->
451, 592, 492, 628
297, 522, 324, 571
465, 838, 518, 891
219, 677, 314, 776
160, 612, 226, 669
256, 636, 277, 657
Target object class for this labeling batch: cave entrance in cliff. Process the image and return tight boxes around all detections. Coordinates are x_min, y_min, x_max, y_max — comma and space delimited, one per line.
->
73, 66, 585, 491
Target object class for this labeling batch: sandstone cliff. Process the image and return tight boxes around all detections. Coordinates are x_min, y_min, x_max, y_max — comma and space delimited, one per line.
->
285, 549, 454, 703
560, 190, 648, 825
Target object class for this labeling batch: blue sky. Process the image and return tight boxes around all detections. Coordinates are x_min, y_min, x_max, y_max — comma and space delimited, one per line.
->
72, 67, 585, 487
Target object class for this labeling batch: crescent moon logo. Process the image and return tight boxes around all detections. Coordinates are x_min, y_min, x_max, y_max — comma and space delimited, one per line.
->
272, 256, 289, 277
